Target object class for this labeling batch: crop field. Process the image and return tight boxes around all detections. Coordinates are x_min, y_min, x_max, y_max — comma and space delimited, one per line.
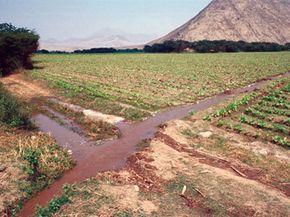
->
29, 52, 290, 119
205, 79, 290, 148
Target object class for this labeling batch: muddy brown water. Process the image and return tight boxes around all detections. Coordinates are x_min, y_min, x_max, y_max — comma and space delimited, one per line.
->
17, 72, 289, 217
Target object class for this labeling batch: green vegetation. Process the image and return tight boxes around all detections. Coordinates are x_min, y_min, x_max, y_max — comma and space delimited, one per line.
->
0, 125, 75, 216
0, 23, 39, 76
39, 40, 290, 54
204, 93, 257, 121
207, 80, 290, 148
0, 85, 74, 215
0, 83, 30, 127
29, 52, 290, 119
144, 40, 290, 53
22, 148, 40, 179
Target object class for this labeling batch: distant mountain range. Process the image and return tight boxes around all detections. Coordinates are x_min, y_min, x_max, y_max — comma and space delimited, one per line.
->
152, 0, 290, 45
40, 29, 156, 51
40, 0, 290, 51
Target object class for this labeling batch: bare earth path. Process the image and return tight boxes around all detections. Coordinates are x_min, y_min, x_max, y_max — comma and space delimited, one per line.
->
1, 72, 290, 216
1, 72, 53, 100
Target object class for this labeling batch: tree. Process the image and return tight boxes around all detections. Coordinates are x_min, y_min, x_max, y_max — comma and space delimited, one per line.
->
0, 23, 39, 76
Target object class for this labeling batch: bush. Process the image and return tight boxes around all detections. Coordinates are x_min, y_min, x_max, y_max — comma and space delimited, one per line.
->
0, 83, 30, 127
0, 23, 39, 76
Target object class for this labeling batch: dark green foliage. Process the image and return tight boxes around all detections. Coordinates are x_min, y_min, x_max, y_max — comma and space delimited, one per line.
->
0, 84, 30, 127
74, 47, 117, 54
36, 49, 50, 54
285, 43, 290, 51
0, 23, 39, 76
22, 148, 40, 177
73, 47, 142, 54
38, 40, 290, 54
144, 40, 191, 53
144, 40, 289, 53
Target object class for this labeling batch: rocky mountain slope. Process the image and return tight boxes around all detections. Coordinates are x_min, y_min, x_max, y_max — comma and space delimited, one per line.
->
152, 0, 290, 44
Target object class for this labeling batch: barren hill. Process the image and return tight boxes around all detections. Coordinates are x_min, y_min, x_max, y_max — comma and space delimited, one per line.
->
152, 0, 290, 44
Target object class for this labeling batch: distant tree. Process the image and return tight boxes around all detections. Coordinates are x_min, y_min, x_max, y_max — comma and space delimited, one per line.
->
36, 49, 49, 54
0, 23, 39, 76
74, 47, 117, 54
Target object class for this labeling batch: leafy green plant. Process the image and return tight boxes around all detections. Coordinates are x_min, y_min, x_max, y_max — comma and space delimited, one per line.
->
282, 82, 290, 92
233, 124, 243, 133
273, 136, 290, 148
0, 84, 30, 127
217, 119, 226, 127
22, 148, 40, 178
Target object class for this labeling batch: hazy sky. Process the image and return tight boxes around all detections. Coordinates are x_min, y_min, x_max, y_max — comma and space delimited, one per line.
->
0, 0, 211, 40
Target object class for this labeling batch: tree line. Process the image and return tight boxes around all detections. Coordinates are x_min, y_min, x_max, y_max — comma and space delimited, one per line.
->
0, 23, 39, 76
38, 40, 290, 54
37, 48, 142, 54
144, 40, 290, 53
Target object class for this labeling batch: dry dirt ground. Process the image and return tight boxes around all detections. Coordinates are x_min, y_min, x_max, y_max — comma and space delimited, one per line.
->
1, 72, 53, 101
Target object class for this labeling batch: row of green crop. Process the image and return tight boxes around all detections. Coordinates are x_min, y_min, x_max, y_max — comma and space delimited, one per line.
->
239, 115, 289, 135
217, 118, 289, 147
204, 93, 257, 121
245, 107, 290, 125
206, 80, 290, 148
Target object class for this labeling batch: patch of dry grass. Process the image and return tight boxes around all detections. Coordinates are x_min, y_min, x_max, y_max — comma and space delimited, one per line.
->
0, 126, 74, 215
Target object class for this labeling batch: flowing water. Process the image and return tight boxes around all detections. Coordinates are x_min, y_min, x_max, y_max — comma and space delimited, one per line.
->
17, 72, 289, 217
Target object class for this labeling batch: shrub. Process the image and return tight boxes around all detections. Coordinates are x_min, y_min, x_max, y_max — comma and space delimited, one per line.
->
0, 83, 30, 127
0, 23, 39, 76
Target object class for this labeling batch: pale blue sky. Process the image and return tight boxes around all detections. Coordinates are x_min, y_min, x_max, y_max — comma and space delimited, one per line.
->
0, 0, 211, 40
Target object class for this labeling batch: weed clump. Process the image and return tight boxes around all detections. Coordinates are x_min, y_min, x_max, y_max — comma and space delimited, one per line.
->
0, 84, 30, 127
22, 147, 40, 180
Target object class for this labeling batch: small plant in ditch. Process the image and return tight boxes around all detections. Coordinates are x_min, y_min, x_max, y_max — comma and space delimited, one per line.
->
22, 148, 41, 180
36, 184, 75, 217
